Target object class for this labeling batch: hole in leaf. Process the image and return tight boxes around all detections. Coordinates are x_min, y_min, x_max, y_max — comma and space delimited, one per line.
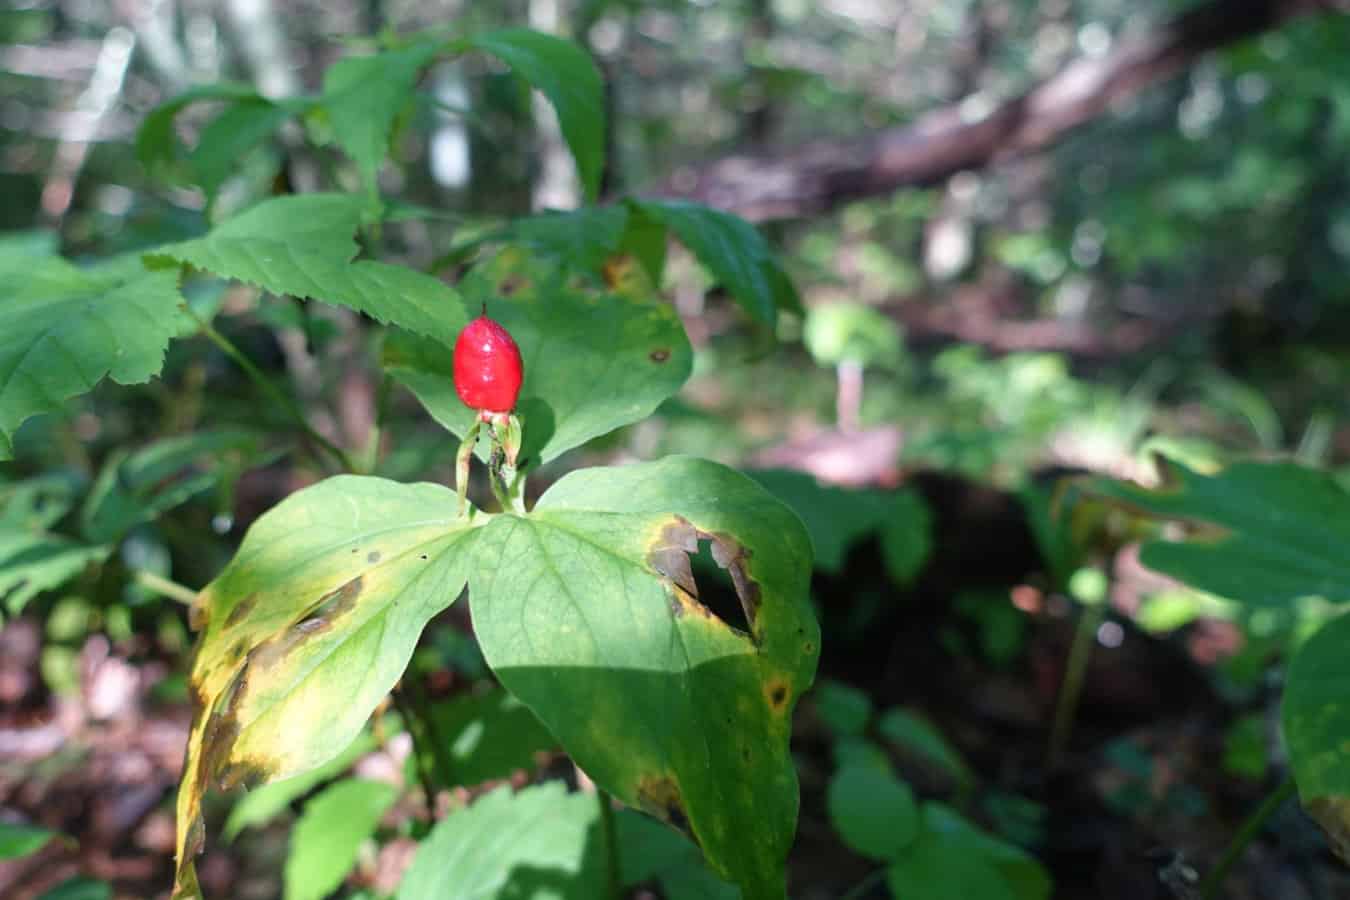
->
688, 538, 752, 635
647, 516, 759, 639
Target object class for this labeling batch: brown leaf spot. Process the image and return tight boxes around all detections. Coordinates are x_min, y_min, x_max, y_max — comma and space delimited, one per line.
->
367, 550, 382, 564
499, 274, 528, 296
224, 592, 259, 629
188, 596, 210, 632
649, 348, 671, 363
636, 774, 692, 839
764, 676, 790, 713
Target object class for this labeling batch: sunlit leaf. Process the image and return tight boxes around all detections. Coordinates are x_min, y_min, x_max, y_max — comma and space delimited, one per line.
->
470, 457, 819, 899
397, 782, 603, 899
172, 476, 483, 898
384, 248, 692, 464
284, 778, 397, 900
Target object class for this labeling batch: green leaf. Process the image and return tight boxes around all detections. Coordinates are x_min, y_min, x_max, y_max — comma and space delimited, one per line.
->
189, 100, 292, 203
888, 804, 1050, 900
0, 822, 59, 859
36, 878, 111, 900
879, 490, 932, 585
826, 765, 919, 861
0, 254, 191, 460
802, 302, 902, 368
284, 778, 397, 900
745, 470, 891, 574
172, 476, 482, 898
384, 248, 692, 464
634, 200, 801, 324
470, 457, 819, 899
424, 686, 555, 786
464, 29, 606, 202
321, 42, 443, 194
148, 194, 465, 344
224, 731, 377, 841
877, 708, 970, 783
1285, 611, 1350, 856
80, 429, 265, 544
0, 479, 109, 615
1085, 459, 1350, 606
813, 678, 873, 737
506, 205, 630, 272
397, 782, 604, 899
617, 809, 740, 900
136, 83, 270, 182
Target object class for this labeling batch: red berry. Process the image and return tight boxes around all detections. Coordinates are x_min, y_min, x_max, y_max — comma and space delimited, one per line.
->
453, 315, 523, 414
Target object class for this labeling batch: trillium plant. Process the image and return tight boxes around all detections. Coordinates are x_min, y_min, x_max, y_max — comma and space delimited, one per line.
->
0, 25, 821, 900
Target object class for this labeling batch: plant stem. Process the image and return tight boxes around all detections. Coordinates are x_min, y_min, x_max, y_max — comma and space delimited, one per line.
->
402, 669, 457, 790
1198, 776, 1296, 900
596, 788, 621, 900
391, 683, 440, 817
133, 570, 198, 606
1047, 600, 1106, 769
360, 372, 394, 475
839, 866, 887, 900
188, 308, 356, 473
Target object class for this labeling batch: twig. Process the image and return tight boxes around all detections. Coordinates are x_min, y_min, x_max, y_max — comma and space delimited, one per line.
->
596, 788, 621, 900
133, 570, 198, 606
187, 307, 356, 473
1047, 601, 1106, 769
1198, 776, 1297, 900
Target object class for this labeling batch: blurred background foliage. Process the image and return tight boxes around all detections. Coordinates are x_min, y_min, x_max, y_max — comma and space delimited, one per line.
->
4, 0, 1350, 897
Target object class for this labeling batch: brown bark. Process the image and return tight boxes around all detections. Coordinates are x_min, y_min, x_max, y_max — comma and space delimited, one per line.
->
653, 0, 1348, 221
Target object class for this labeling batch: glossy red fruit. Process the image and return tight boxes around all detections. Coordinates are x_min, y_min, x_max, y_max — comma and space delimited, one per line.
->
453, 315, 523, 414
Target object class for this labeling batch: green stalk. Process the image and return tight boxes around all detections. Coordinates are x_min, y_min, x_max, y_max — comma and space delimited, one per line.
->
597, 788, 621, 900
1198, 776, 1296, 900
1047, 601, 1106, 768
188, 308, 355, 473
133, 570, 199, 606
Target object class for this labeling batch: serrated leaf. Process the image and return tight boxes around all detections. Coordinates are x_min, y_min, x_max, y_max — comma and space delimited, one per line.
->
617, 809, 740, 900
424, 686, 555, 786
0, 822, 59, 859
224, 731, 377, 841
384, 248, 691, 464
634, 200, 801, 324
284, 778, 397, 900
470, 457, 819, 899
464, 29, 606, 202
826, 765, 919, 861
172, 476, 483, 898
1, 479, 108, 616
0, 255, 191, 460
1086, 459, 1350, 606
506, 205, 629, 272
1284, 611, 1350, 858
321, 42, 443, 194
148, 194, 465, 344
189, 100, 292, 203
136, 83, 270, 181
397, 782, 604, 899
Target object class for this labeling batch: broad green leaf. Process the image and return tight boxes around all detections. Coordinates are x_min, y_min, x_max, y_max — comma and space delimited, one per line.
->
1285, 612, 1350, 857
1086, 459, 1350, 606
634, 200, 801, 324
423, 686, 555, 786
284, 778, 397, 900
224, 731, 377, 841
464, 29, 606, 202
0, 230, 58, 263
899, 804, 1051, 900
36, 878, 111, 900
172, 476, 483, 898
321, 42, 443, 194
826, 765, 919, 861
877, 707, 970, 783
136, 83, 269, 181
470, 457, 819, 899
813, 679, 873, 737
617, 809, 740, 900
879, 490, 933, 585
0, 254, 190, 460
148, 194, 465, 344
0, 822, 58, 859
189, 100, 292, 203
1, 478, 108, 615
746, 470, 891, 574
506, 205, 630, 273
397, 782, 604, 900
80, 429, 265, 544
384, 249, 692, 464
